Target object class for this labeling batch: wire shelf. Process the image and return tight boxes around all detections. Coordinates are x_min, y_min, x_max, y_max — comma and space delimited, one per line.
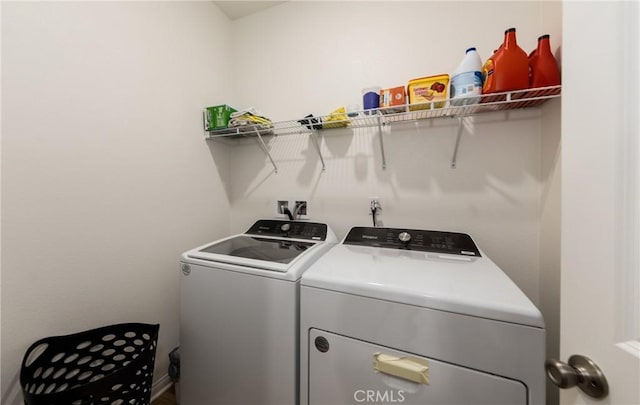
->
204, 85, 561, 139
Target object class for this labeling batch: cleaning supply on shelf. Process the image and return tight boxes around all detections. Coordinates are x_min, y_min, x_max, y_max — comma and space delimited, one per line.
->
322, 106, 350, 129
299, 114, 323, 130
362, 86, 381, 115
346, 104, 360, 117
529, 34, 561, 88
450, 47, 483, 106
379, 86, 406, 114
204, 104, 237, 130
407, 74, 450, 111
482, 28, 530, 95
228, 107, 273, 134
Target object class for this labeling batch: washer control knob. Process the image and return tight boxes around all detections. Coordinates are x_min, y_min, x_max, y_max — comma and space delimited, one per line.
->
398, 232, 411, 243
281, 223, 291, 232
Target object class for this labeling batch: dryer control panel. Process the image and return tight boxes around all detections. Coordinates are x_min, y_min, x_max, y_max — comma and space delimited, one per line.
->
344, 227, 481, 256
247, 220, 328, 241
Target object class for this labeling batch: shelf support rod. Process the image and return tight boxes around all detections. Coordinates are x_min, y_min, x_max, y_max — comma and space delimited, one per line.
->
253, 127, 278, 173
377, 114, 387, 170
451, 117, 465, 169
309, 130, 326, 171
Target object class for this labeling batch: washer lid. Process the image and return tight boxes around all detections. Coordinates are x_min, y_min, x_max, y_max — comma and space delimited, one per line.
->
301, 243, 544, 328
187, 234, 324, 272
183, 219, 338, 276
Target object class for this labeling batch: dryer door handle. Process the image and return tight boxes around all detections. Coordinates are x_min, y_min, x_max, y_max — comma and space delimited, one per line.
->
373, 352, 430, 385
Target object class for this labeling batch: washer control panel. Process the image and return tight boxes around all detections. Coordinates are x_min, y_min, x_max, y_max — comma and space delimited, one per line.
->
344, 227, 481, 256
247, 220, 328, 241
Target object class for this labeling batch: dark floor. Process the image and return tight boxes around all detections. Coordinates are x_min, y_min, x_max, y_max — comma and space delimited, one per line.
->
152, 384, 177, 405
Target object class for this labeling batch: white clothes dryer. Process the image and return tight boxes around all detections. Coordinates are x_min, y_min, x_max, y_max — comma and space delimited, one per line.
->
181, 219, 337, 405
300, 226, 545, 405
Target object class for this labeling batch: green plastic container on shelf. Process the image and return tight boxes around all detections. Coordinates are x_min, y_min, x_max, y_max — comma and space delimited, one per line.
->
204, 104, 237, 130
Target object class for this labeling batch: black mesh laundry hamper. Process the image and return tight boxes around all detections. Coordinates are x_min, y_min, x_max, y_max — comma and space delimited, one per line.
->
20, 323, 159, 405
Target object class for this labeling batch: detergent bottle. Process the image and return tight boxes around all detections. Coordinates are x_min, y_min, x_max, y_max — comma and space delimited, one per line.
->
450, 47, 483, 105
482, 28, 530, 94
529, 34, 561, 88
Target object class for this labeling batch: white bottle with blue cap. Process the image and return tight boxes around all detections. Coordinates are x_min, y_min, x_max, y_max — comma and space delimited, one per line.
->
450, 47, 483, 106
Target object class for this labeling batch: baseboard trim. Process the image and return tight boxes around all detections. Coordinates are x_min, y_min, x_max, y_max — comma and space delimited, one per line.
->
151, 373, 173, 402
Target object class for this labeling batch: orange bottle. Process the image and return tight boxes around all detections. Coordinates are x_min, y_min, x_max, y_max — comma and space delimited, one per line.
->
482, 28, 530, 94
529, 34, 561, 88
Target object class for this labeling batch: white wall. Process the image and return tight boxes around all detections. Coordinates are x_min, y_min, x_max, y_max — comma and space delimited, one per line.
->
226, 1, 554, 305
539, 98, 561, 405
231, 1, 544, 122
1, 2, 232, 402
538, 2, 562, 405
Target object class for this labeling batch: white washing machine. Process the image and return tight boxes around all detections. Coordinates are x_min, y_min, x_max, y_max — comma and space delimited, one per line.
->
180, 219, 337, 405
300, 226, 546, 405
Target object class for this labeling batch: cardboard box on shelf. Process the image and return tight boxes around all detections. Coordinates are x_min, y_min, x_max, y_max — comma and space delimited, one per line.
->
204, 104, 237, 130
380, 86, 407, 114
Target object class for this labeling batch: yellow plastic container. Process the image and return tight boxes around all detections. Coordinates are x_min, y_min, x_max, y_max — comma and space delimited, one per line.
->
407, 74, 450, 110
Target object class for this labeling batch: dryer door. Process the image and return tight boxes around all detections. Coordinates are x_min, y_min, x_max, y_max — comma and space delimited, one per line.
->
307, 329, 527, 405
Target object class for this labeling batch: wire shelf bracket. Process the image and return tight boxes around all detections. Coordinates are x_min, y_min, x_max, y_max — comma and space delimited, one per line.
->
253, 126, 278, 174
451, 117, 465, 169
309, 130, 326, 171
